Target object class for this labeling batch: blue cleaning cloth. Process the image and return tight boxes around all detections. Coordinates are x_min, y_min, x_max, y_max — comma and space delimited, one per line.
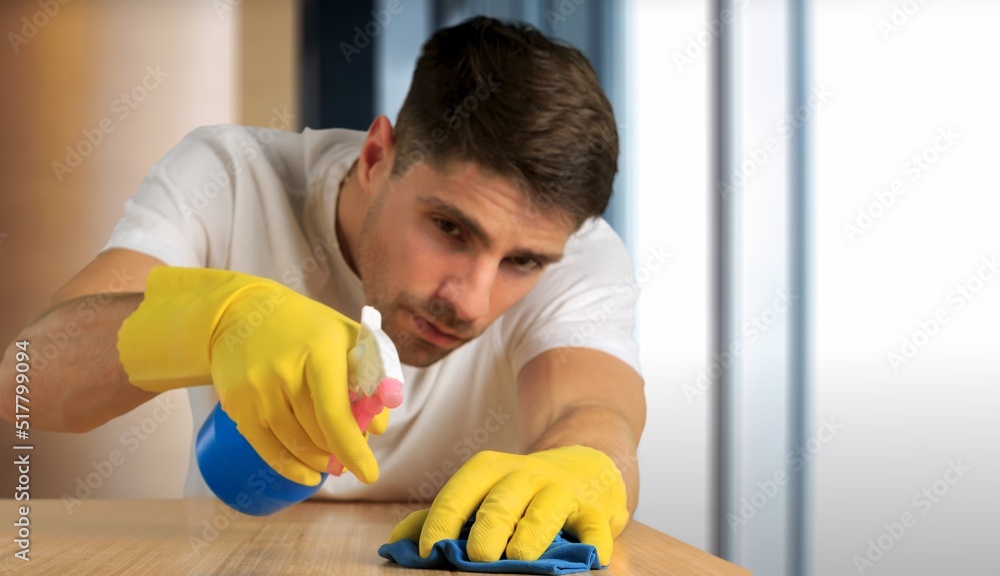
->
378, 520, 604, 574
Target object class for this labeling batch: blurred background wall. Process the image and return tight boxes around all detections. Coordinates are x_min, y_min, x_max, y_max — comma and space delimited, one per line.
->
0, 0, 297, 500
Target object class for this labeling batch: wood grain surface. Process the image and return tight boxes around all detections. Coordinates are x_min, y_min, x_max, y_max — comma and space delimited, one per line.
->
0, 499, 750, 575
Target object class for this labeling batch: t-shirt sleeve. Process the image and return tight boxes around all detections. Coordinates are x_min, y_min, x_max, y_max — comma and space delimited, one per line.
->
499, 218, 642, 377
101, 125, 245, 268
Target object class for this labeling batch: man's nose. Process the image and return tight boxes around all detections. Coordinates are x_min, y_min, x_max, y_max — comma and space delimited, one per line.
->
441, 260, 496, 323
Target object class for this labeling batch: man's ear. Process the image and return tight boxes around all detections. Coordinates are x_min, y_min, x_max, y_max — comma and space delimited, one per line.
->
357, 116, 396, 197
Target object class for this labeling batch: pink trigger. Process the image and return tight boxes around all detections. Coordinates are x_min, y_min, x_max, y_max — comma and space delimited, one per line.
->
377, 377, 404, 409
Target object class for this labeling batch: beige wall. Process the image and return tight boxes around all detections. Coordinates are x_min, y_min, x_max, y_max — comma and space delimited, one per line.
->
240, 0, 299, 128
0, 0, 298, 499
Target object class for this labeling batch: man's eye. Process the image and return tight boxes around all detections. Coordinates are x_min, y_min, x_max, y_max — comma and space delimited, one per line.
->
434, 218, 462, 238
507, 256, 541, 272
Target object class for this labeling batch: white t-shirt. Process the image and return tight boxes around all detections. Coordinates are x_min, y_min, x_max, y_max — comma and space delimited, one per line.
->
103, 124, 641, 508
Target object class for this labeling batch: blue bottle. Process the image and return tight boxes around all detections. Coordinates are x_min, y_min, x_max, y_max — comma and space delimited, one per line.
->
196, 403, 326, 516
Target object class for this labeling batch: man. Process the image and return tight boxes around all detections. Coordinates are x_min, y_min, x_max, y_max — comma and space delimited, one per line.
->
0, 16, 645, 565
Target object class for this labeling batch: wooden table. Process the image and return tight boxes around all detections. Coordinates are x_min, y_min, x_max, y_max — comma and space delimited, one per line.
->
0, 499, 749, 575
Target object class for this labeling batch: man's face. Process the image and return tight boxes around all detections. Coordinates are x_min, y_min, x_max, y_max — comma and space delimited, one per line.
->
356, 161, 575, 367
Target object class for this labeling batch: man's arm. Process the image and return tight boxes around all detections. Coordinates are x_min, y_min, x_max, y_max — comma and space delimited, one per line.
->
0, 248, 164, 432
517, 347, 646, 515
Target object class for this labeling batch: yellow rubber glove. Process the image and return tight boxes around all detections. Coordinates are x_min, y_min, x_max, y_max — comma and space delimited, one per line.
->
117, 266, 377, 486
367, 407, 390, 436
388, 445, 628, 566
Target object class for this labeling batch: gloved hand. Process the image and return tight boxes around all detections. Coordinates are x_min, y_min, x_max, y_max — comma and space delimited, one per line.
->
388, 445, 629, 566
367, 406, 390, 436
117, 266, 378, 486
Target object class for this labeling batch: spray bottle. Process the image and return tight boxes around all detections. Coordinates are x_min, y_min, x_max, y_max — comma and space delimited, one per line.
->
195, 306, 404, 515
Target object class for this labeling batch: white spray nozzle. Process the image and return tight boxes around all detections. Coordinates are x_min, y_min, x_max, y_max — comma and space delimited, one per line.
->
328, 306, 405, 476
346, 306, 405, 397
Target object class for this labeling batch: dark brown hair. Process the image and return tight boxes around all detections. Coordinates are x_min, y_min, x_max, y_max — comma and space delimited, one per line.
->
392, 16, 618, 228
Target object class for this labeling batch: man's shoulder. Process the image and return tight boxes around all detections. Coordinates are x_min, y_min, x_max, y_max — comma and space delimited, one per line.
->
567, 217, 623, 246
488, 217, 640, 374
562, 217, 631, 269
175, 124, 365, 155
164, 124, 367, 194
509, 217, 633, 311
